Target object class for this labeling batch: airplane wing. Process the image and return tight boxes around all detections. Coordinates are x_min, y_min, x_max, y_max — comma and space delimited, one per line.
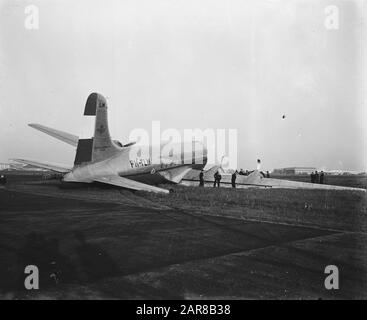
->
203, 165, 221, 175
158, 165, 194, 183
94, 175, 170, 194
11, 158, 72, 173
28, 124, 79, 147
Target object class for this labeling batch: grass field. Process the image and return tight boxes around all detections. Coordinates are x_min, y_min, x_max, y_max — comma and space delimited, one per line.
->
148, 174, 367, 232
0, 172, 366, 299
271, 174, 367, 189
1, 171, 366, 233
142, 184, 367, 233
2, 172, 366, 234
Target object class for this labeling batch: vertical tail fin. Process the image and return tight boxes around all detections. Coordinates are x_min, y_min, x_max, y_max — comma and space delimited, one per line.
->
74, 93, 121, 165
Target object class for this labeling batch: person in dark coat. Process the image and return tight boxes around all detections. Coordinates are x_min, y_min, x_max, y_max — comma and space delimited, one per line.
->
311, 172, 315, 183
320, 171, 324, 184
266, 171, 270, 178
231, 171, 237, 188
314, 171, 320, 184
199, 170, 204, 187
217, 172, 222, 187
213, 171, 218, 187
213, 171, 221, 187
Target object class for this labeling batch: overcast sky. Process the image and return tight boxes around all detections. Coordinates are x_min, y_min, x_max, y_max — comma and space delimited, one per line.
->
0, 0, 366, 171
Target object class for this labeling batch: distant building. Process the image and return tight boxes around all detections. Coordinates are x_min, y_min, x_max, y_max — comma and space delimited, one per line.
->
0, 163, 11, 170
272, 167, 316, 175
325, 170, 366, 175
0, 163, 48, 172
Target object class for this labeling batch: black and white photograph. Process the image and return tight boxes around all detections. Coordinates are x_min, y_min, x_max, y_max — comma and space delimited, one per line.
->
0, 0, 366, 304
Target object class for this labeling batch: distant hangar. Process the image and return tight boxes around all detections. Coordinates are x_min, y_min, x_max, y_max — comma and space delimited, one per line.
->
272, 167, 316, 175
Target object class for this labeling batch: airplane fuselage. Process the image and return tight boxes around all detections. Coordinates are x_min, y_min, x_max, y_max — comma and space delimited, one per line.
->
63, 141, 207, 184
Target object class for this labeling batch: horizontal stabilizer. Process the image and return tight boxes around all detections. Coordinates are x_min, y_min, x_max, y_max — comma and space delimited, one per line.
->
94, 175, 169, 194
28, 124, 78, 147
11, 158, 71, 173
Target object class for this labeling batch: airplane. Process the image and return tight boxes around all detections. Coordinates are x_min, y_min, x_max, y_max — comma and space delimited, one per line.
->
12, 92, 366, 194
13, 92, 208, 194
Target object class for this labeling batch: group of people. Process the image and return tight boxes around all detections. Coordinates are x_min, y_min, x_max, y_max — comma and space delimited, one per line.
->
238, 169, 249, 176
310, 171, 325, 184
199, 169, 271, 189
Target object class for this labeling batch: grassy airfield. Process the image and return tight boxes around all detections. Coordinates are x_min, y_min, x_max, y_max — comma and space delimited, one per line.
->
145, 175, 367, 233
0, 172, 366, 299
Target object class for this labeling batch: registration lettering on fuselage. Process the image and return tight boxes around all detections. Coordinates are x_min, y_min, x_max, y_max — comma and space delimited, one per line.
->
129, 158, 152, 168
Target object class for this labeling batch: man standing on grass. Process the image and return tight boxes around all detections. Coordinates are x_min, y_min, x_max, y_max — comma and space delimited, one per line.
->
199, 170, 204, 187
217, 171, 222, 187
231, 171, 237, 188
311, 172, 315, 183
320, 171, 325, 184
214, 171, 222, 188
315, 171, 320, 184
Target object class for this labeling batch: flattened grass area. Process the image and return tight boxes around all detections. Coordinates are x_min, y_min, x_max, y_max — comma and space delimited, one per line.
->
142, 183, 367, 233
